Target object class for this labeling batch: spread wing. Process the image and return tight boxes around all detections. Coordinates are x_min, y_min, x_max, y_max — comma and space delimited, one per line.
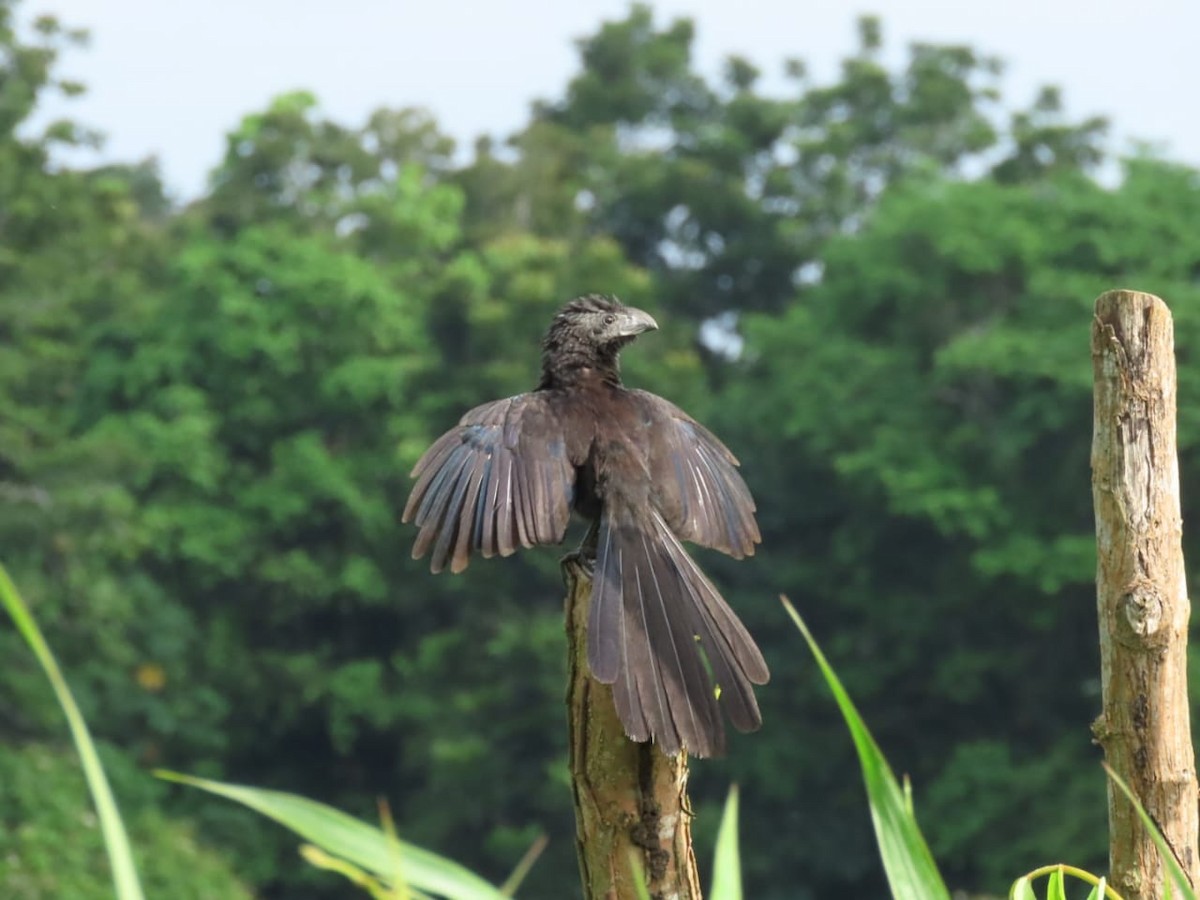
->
633, 390, 760, 558
402, 394, 575, 574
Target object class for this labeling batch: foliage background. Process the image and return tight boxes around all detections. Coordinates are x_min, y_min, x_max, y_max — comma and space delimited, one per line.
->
4, 1, 1200, 896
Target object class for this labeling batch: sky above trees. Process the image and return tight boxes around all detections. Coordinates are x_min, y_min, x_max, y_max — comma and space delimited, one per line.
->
26, 0, 1200, 199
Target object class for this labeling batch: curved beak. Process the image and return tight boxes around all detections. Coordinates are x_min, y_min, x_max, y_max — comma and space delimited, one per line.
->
617, 307, 659, 337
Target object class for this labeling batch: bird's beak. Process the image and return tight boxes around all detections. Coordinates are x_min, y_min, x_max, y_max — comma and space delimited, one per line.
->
617, 307, 659, 337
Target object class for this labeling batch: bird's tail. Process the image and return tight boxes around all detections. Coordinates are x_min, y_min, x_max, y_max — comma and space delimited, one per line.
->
586, 507, 769, 757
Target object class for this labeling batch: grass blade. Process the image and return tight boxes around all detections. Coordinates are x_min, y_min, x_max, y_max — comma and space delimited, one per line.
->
156, 770, 508, 899
782, 596, 950, 900
498, 833, 548, 897
710, 785, 742, 900
377, 798, 411, 899
0, 563, 145, 900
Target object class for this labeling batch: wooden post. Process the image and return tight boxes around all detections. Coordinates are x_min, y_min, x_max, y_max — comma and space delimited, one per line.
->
562, 556, 703, 900
1090, 289, 1199, 897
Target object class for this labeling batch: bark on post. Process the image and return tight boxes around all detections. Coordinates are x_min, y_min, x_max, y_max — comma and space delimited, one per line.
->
1090, 289, 1199, 897
562, 556, 702, 900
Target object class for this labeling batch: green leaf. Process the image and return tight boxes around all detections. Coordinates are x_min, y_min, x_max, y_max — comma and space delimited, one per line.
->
783, 596, 951, 900
0, 562, 145, 900
155, 771, 508, 900
1008, 864, 1121, 900
710, 785, 742, 900
1047, 865, 1066, 900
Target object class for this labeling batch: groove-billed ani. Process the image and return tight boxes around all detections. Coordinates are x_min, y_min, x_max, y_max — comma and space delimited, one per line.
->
403, 295, 768, 757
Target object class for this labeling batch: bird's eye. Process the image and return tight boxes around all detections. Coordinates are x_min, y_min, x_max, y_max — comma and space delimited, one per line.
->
603, 314, 616, 325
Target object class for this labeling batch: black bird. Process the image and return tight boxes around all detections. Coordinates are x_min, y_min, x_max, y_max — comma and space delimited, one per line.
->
402, 295, 768, 757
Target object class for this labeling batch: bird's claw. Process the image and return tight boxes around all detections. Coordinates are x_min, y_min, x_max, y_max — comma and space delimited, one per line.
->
560, 548, 596, 581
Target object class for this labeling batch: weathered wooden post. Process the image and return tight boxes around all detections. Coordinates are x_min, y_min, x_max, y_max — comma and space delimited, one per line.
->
563, 556, 703, 899
1090, 289, 1199, 897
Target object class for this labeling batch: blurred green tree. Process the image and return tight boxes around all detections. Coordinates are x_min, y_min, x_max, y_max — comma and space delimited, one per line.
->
0, 2, 256, 895
0, 745, 253, 899
721, 159, 1200, 895
0, 0, 174, 745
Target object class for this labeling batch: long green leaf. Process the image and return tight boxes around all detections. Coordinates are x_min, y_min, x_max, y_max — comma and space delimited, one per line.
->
156, 771, 508, 900
783, 596, 950, 900
710, 785, 742, 900
0, 562, 145, 900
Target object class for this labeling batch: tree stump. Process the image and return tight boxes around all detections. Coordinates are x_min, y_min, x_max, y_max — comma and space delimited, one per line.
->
1091, 289, 1199, 897
563, 555, 703, 899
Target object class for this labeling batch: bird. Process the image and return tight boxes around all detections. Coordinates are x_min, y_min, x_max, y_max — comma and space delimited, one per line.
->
402, 294, 768, 757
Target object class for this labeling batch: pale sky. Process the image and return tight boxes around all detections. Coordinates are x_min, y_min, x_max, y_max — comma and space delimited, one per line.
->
25, 0, 1200, 201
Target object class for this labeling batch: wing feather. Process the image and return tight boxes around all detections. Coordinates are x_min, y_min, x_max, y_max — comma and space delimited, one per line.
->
632, 391, 761, 558
404, 394, 575, 573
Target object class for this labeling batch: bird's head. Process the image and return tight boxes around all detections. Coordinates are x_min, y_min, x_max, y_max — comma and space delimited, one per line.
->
549, 294, 659, 348
540, 295, 658, 387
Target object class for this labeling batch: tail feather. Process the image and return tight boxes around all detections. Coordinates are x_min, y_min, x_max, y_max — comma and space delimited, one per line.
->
587, 508, 768, 757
